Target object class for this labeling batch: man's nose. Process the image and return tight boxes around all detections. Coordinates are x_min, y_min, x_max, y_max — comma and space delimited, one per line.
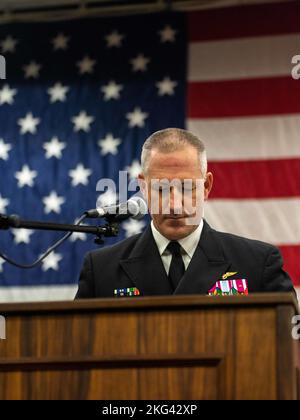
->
168, 187, 183, 214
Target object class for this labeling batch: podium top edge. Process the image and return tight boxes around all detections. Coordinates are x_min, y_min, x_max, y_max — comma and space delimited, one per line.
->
0, 292, 298, 314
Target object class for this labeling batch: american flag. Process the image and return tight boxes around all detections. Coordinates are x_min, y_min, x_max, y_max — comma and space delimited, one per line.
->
187, 0, 300, 301
0, 1, 299, 302
0, 12, 186, 301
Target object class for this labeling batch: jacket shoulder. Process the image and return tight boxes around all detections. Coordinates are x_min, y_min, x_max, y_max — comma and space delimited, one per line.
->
210, 226, 278, 261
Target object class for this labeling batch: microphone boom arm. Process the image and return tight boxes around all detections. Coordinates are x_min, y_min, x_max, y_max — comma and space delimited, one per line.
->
0, 214, 118, 237
0, 213, 119, 269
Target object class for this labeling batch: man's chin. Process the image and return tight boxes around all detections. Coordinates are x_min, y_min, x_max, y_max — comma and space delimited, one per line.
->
160, 218, 197, 240
163, 216, 186, 227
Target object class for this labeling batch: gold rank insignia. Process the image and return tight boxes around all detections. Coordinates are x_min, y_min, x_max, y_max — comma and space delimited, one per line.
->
222, 272, 238, 280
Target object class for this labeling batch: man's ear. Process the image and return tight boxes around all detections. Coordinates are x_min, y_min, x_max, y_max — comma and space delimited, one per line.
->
204, 172, 213, 201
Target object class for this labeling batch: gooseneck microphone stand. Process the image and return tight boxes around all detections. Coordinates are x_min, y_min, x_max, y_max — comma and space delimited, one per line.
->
0, 214, 119, 241
0, 213, 119, 269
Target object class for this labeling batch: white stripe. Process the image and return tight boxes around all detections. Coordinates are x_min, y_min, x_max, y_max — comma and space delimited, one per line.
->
205, 198, 300, 245
220, 280, 230, 292
296, 288, 300, 306
187, 114, 300, 161
188, 33, 300, 81
0, 285, 77, 303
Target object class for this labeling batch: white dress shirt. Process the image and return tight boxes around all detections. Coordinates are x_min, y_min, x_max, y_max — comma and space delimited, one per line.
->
151, 219, 204, 275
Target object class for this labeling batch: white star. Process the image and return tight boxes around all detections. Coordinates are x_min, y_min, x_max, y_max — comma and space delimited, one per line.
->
23, 61, 42, 79
47, 82, 69, 103
15, 164, 37, 188
126, 107, 148, 128
43, 191, 65, 214
98, 133, 121, 156
43, 137, 66, 159
12, 229, 34, 245
76, 56, 96, 75
156, 76, 178, 96
69, 163, 92, 187
41, 251, 63, 272
0, 194, 9, 213
69, 231, 87, 242
0, 139, 12, 160
52, 33, 69, 51
105, 30, 124, 48
125, 160, 142, 179
71, 111, 94, 132
69, 220, 88, 242
0, 257, 5, 273
18, 112, 40, 134
101, 81, 123, 101
123, 219, 146, 238
159, 25, 177, 43
130, 54, 150, 72
97, 189, 118, 208
1, 35, 18, 53
0, 84, 17, 105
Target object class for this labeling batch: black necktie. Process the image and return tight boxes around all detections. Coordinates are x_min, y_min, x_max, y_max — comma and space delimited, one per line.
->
167, 241, 185, 290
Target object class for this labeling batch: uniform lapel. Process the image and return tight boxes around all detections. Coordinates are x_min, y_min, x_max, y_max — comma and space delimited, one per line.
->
174, 220, 232, 295
120, 221, 233, 296
120, 226, 173, 296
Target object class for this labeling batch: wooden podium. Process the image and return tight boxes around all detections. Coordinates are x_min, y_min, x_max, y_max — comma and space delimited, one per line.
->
0, 293, 299, 400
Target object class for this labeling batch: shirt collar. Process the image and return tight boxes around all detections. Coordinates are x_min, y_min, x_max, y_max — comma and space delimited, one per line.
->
151, 219, 203, 258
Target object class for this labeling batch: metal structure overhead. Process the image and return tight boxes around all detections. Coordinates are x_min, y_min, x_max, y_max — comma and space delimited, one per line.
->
0, 0, 289, 23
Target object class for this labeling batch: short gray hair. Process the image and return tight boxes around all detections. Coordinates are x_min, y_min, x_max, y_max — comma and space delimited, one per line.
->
141, 128, 207, 175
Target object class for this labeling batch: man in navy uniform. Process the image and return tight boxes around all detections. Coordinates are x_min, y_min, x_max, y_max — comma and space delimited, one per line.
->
75, 128, 294, 298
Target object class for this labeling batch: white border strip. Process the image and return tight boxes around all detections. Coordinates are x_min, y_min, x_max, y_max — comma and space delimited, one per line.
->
0, 285, 77, 303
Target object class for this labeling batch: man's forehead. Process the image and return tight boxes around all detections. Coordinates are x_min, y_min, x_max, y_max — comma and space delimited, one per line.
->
149, 148, 200, 168
150, 178, 201, 184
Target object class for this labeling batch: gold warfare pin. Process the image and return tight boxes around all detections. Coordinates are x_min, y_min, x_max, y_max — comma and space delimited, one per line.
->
222, 272, 238, 280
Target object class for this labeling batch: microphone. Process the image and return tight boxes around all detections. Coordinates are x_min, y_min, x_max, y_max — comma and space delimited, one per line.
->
85, 196, 148, 221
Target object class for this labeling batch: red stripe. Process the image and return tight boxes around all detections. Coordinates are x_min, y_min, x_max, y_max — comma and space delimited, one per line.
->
278, 245, 300, 286
208, 159, 300, 199
188, 77, 300, 118
188, 1, 300, 42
